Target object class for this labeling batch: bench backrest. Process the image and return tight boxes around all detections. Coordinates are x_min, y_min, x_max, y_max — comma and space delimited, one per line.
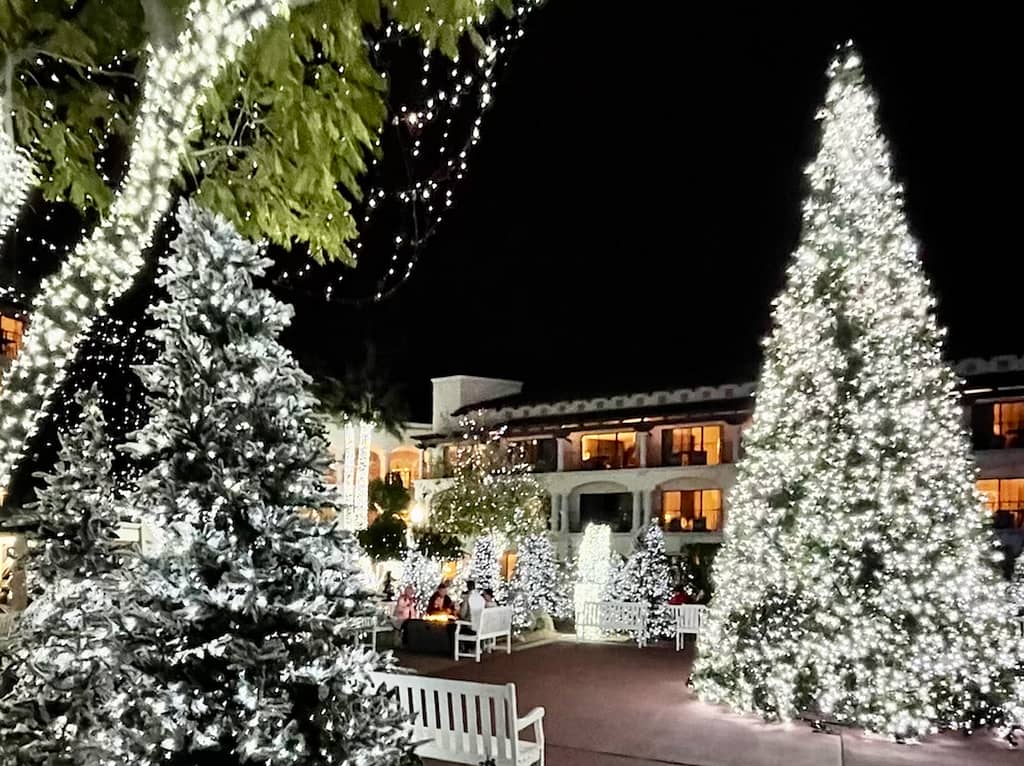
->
579, 600, 646, 631
670, 604, 708, 632
370, 671, 520, 763
477, 605, 512, 636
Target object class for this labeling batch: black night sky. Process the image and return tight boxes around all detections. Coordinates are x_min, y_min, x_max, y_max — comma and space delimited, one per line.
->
287, 5, 1023, 421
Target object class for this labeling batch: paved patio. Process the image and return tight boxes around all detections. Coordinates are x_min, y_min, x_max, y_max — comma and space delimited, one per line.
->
397, 640, 1024, 766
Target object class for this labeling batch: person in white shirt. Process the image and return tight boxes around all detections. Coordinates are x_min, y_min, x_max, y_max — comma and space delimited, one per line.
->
459, 579, 486, 631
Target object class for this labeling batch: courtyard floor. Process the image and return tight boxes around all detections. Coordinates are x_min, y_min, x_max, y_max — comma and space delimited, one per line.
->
396, 639, 1024, 766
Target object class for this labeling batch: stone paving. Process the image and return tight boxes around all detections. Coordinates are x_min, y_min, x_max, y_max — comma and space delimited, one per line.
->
397, 639, 1024, 766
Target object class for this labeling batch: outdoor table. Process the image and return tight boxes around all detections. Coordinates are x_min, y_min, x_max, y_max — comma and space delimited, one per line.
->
402, 616, 456, 655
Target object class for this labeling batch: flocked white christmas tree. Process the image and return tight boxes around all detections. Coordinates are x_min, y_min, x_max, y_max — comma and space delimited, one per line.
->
120, 202, 412, 764
0, 391, 158, 762
508, 533, 570, 633
469, 534, 505, 602
400, 547, 444, 614
694, 45, 1017, 738
573, 523, 611, 639
619, 521, 673, 643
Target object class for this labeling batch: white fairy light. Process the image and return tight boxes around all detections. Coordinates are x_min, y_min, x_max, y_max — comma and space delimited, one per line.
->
0, 0, 295, 493
0, 123, 35, 243
352, 419, 373, 531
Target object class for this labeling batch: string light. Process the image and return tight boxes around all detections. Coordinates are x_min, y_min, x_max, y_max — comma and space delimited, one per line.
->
0, 124, 35, 244
0, 0, 297, 493
269, 0, 545, 306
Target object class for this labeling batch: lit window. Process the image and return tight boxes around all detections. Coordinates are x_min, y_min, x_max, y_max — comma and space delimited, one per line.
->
389, 449, 420, 488
1, 315, 25, 360
994, 402, 1024, 449
977, 478, 1024, 528
662, 425, 723, 465
580, 432, 637, 469
662, 489, 722, 532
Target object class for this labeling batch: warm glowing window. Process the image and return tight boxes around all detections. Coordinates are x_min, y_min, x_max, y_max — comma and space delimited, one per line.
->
994, 402, 1024, 448
1, 315, 25, 360
389, 449, 420, 488
978, 479, 1024, 512
663, 425, 723, 466
580, 432, 637, 469
662, 490, 722, 532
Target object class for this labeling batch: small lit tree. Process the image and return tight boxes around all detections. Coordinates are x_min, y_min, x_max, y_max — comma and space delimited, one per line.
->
508, 533, 570, 633
400, 547, 444, 614
573, 523, 612, 639
619, 521, 673, 642
469, 534, 505, 602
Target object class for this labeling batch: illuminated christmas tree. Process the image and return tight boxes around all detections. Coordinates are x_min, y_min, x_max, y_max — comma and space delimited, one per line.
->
508, 533, 570, 632
400, 547, 443, 613
619, 521, 673, 642
469, 534, 505, 602
430, 416, 548, 540
0, 393, 155, 763
573, 523, 611, 639
694, 45, 1016, 738
122, 202, 412, 763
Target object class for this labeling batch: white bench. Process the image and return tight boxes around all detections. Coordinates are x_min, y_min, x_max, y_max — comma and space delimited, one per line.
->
575, 600, 648, 647
455, 605, 513, 662
370, 671, 545, 766
668, 604, 708, 650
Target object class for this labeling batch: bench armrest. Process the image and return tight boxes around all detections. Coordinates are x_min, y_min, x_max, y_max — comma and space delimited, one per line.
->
455, 620, 473, 627
516, 706, 545, 731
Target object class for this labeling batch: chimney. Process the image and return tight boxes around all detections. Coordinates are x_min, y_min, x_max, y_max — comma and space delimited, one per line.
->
431, 375, 523, 433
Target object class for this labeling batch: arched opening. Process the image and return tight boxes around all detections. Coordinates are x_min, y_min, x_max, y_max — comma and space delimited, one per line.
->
388, 447, 421, 488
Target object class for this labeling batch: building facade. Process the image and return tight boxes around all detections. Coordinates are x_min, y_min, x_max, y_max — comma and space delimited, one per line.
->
413, 358, 1024, 558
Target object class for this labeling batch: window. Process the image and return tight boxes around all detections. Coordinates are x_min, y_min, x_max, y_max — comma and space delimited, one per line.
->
513, 438, 557, 472
662, 489, 722, 532
575, 492, 632, 533
978, 478, 1024, 528
389, 449, 421, 488
662, 425, 723, 466
994, 402, 1024, 449
580, 432, 637, 470
1, 315, 24, 360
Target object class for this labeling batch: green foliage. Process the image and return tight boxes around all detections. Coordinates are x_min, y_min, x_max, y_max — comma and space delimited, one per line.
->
369, 473, 412, 516
358, 510, 408, 562
430, 418, 548, 540
2, 0, 510, 263
412, 526, 463, 560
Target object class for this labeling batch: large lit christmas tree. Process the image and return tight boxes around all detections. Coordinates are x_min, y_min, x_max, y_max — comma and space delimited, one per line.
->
508, 534, 569, 632
694, 45, 1016, 738
619, 521, 673, 643
123, 202, 412, 764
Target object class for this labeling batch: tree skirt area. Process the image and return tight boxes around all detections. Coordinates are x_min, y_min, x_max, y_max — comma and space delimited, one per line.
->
397, 642, 1023, 766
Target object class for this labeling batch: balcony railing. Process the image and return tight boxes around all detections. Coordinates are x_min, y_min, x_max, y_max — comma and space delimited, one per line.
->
662, 440, 734, 467
992, 504, 1024, 530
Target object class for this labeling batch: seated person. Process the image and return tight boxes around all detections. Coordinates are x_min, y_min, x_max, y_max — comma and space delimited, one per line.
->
668, 586, 692, 605
481, 588, 497, 607
459, 580, 485, 621
426, 582, 455, 615
391, 585, 418, 628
